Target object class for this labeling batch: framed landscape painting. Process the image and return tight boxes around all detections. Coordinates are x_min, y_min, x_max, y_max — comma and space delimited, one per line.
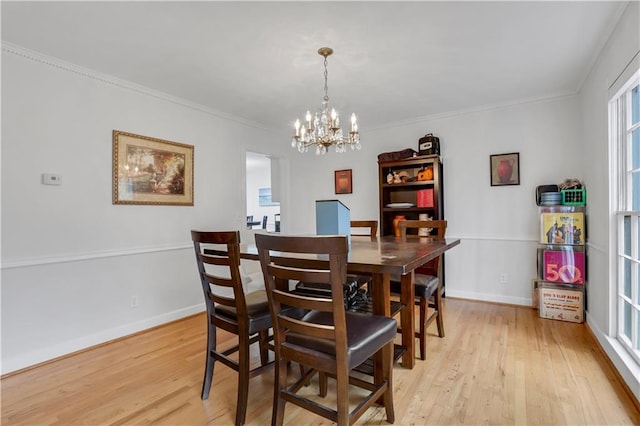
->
112, 130, 194, 205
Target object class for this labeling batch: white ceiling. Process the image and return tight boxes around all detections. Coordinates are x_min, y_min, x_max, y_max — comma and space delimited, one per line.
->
1, 1, 628, 131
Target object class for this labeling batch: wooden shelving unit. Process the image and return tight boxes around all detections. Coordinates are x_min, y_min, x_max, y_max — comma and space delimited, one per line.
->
378, 154, 444, 236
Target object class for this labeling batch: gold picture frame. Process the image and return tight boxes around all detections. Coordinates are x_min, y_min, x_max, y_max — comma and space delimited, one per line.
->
112, 130, 194, 205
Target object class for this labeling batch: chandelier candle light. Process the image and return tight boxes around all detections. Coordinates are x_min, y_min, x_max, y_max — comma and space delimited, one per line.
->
291, 47, 361, 155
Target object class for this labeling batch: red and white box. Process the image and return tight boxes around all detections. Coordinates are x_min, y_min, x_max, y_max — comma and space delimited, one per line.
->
416, 189, 434, 208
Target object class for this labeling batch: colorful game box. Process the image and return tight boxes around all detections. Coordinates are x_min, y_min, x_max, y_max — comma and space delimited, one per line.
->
541, 249, 585, 284
540, 211, 585, 245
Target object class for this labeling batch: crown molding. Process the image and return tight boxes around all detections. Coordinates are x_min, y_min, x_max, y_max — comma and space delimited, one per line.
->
1, 41, 278, 133
577, 1, 632, 95
365, 92, 578, 132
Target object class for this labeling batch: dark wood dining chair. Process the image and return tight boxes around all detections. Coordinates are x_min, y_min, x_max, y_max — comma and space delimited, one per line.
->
390, 219, 447, 360
191, 230, 273, 426
255, 233, 396, 426
350, 220, 378, 237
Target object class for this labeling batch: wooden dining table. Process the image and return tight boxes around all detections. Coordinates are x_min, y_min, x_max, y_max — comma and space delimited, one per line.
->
237, 234, 461, 372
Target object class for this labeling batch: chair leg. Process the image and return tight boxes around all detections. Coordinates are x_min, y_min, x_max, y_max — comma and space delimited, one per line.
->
319, 372, 328, 397
298, 363, 314, 387
258, 330, 270, 365
435, 293, 445, 338
418, 298, 427, 361
201, 323, 216, 399
235, 333, 251, 426
271, 359, 288, 426
335, 365, 350, 426
381, 342, 395, 423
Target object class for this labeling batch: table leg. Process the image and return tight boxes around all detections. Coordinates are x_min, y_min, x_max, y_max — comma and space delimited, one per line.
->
400, 271, 415, 368
371, 272, 391, 316
371, 272, 390, 383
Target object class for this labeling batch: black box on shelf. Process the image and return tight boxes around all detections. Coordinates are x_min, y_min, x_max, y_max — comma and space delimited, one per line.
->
418, 134, 440, 156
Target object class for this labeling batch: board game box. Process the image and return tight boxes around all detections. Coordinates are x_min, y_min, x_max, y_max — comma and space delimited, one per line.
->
540, 248, 585, 284
539, 283, 584, 323
540, 211, 585, 245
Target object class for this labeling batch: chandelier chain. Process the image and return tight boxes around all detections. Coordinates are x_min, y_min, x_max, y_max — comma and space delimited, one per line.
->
323, 56, 329, 102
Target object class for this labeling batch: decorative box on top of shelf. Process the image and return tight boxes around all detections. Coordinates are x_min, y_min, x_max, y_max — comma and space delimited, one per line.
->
378, 154, 443, 237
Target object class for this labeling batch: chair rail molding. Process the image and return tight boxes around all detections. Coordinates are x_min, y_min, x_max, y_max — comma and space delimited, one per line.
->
1, 243, 192, 269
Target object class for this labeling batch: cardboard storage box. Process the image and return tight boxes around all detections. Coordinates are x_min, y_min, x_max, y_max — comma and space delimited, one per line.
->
539, 283, 584, 323
532, 279, 540, 309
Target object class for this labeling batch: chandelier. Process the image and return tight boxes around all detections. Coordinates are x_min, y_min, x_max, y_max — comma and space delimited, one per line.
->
291, 47, 361, 155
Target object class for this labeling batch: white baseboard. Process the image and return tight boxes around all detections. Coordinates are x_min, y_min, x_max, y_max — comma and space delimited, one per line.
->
446, 289, 532, 306
1, 303, 205, 375
586, 312, 640, 404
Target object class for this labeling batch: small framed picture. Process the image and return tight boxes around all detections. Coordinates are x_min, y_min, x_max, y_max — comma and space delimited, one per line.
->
334, 169, 352, 194
490, 152, 520, 186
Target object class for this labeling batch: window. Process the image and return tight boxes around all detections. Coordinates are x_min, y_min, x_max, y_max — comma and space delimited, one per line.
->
610, 70, 640, 364
258, 187, 279, 207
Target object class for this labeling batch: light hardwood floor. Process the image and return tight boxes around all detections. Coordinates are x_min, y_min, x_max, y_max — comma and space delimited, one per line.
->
2, 298, 639, 425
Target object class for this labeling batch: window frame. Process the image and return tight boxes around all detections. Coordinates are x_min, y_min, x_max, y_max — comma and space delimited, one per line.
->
610, 69, 640, 364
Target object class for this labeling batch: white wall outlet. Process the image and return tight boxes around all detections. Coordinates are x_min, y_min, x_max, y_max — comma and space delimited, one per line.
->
500, 273, 508, 284
130, 296, 138, 308
42, 173, 62, 185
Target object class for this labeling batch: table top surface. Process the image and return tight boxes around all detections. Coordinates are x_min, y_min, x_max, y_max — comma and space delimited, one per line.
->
239, 234, 460, 275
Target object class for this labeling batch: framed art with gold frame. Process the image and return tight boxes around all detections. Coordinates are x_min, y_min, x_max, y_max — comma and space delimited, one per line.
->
112, 130, 194, 205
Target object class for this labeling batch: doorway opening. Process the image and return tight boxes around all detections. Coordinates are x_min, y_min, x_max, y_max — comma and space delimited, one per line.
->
246, 152, 280, 232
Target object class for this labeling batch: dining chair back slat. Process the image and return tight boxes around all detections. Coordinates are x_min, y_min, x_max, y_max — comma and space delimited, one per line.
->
271, 288, 335, 312
350, 220, 378, 237
399, 219, 446, 238
266, 264, 331, 284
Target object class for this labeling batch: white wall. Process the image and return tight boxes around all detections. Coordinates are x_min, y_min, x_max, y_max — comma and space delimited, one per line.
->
288, 96, 582, 306
578, 1, 640, 402
0, 46, 281, 373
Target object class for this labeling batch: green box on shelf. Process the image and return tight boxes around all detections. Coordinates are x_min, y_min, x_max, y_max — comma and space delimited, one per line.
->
561, 189, 586, 206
